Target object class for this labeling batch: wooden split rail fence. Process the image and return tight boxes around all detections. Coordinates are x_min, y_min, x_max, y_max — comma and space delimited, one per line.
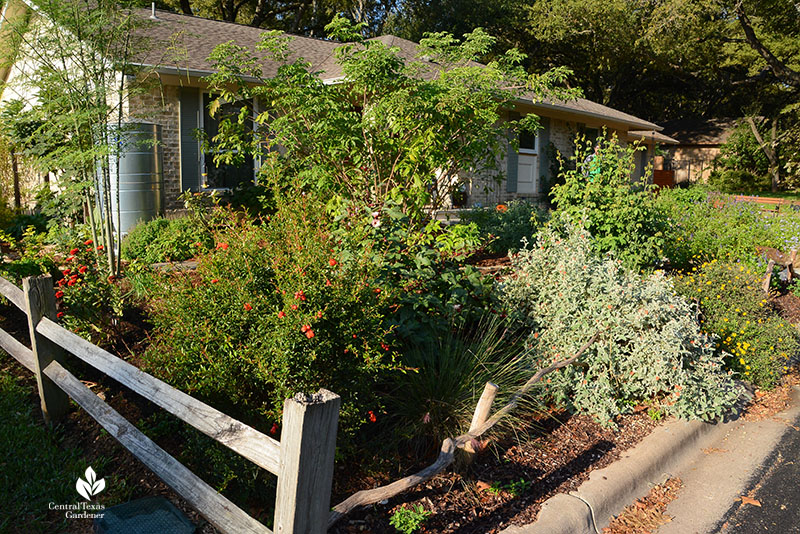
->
0, 274, 340, 534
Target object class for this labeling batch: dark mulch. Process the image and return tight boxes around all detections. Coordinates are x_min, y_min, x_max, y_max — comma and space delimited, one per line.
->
773, 291, 800, 325
330, 412, 659, 534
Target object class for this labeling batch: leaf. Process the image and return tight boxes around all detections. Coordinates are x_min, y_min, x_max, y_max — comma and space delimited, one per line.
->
740, 496, 761, 507
92, 478, 106, 495
476, 481, 492, 492
85, 466, 96, 486
76, 478, 92, 501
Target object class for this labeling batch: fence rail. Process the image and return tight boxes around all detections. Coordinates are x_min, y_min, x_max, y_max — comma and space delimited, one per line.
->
0, 274, 339, 534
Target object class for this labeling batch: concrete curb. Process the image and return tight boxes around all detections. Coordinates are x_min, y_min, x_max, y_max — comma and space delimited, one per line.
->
501, 402, 750, 534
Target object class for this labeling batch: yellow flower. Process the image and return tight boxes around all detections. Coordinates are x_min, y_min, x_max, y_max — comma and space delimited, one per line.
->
739, 358, 746, 365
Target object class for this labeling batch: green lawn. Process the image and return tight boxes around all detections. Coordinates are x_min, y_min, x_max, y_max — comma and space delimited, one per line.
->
0, 353, 89, 534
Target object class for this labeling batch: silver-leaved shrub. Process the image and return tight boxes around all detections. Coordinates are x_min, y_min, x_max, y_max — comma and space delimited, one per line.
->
502, 221, 742, 424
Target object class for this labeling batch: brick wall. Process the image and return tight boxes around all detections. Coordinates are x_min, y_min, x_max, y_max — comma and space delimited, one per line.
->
127, 84, 183, 210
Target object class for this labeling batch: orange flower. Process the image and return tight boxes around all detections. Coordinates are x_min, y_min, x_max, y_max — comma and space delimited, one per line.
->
496, 204, 508, 212
305, 329, 315, 339
244, 303, 253, 311
328, 258, 338, 267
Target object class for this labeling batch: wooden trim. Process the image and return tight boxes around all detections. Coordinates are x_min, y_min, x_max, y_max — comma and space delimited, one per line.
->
36, 316, 282, 475
42, 359, 272, 534
0, 275, 25, 310
0, 327, 35, 372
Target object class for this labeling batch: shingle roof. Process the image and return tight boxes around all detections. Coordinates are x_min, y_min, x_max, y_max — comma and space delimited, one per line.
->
659, 118, 739, 145
628, 130, 680, 145
136, 8, 662, 131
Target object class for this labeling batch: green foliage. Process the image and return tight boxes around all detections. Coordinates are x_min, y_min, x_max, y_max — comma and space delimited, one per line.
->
716, 123, 771, 178
656, 187, 800, 269
381, 315, 535, 450
338, 201, 496, 343
0, 362, 86, 533
0, 226, 56, 284
389, 504, 432, 534
672, 260, 798, 389
142, 200, 398, 448
121, 216, 214, 264
550, 134, 666, 270
204, 16, 577, 222
501, 222, 742, 424
432, 221, 482, 257
708, 169, 771, 194
459, 200, 547, 255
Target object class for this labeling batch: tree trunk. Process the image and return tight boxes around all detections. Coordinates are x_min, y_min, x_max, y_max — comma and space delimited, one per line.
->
10, 148, 21, 209
735, 4, 800, 88
179, 0, 193, 15
746, 116, 780, 192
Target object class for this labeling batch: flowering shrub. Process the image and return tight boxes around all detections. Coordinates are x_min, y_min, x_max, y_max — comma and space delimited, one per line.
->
672, 260, 798, 389
550, 135, 667, 270
656, 187, 800, 269
54, 238, 122, 340
459, 200, 547, 255
142, 200, 398, 446
501, 221, 741, 424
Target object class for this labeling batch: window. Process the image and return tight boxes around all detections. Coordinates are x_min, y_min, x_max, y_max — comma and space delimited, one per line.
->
201, 93, 255, 189
519, 129, 537, 153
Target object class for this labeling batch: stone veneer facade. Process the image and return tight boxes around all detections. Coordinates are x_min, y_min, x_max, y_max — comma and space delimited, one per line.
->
127, 83, 184, 210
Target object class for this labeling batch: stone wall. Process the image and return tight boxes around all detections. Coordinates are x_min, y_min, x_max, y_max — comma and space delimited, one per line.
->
128, 83, 183, 210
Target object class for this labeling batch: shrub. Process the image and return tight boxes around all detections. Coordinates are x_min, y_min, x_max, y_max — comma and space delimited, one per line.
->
550, 134, 666, 270
121, 216, 214, 264
459, 200, 547, 255
708, 169, 771, 194
501, 221, 741, 424
656, 187, 800, 269
338, 202, 496, 343
142, 200, 398, 449
672, 260, 798, 389
390, 504, 432, 534
53, 236, 123, 341
0, 226, 56, 284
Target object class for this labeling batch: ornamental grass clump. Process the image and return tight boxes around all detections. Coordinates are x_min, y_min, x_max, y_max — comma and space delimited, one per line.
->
672, 260, 799, 389
502, 222, 741, 424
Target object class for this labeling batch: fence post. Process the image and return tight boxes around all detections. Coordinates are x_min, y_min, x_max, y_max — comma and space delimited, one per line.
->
275, 389, 340, 534
23, 275, 69, 424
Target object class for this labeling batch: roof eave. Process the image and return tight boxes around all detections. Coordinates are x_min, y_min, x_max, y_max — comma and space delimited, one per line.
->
514, 97, 662, 132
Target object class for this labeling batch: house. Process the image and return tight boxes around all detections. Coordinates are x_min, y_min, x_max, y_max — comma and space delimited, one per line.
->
657, 118, 738, 185
0, 2, 677, 211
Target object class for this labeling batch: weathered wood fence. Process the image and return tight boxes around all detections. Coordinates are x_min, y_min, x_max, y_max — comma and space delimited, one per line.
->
0, 274, 340, 534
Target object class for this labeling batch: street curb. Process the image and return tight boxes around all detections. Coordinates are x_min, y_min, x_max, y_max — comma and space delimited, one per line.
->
501, 399, 751, 534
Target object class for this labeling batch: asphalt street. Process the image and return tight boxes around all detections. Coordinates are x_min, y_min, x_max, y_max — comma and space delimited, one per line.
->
714, 417, 800, 534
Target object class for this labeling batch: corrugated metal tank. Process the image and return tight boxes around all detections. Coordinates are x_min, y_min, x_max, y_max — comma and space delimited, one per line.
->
109, 123, 164, 235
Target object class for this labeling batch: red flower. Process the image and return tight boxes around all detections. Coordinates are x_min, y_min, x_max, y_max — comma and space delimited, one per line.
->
381, 343, 389, 351
305, 329, 315, 339
78, 266, 88, 274
270, 423, 278, 435
496, 204, 508, 213
96, 245, 104, 251
70, 274, 78, 280
62, 269, 71, 276
294, 290, 306, 301
66, 256, 75, 262
107, 275, 115, 283
69, 248, 79, 255
216, 242, 229, 250
84, 239, 93, 246
56, 312, 64, 319
244, 303, 253, 311
194, 242, 202, 247
290, 304, 298, 310
368, 411, 377, 423
56, 279, 65, 287
210, 279, 219, 284
55, 290, 64, 298
374, 288, 381, 294
67, 280, 76, 286
325, 278, 332, 287
301, 324, 310, 333
277, 311, 286, 318
316, 311, 323, 319
328, 258, 337, 267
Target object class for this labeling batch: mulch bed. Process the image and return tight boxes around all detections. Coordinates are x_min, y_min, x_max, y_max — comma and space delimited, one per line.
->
330, 413, 659, 534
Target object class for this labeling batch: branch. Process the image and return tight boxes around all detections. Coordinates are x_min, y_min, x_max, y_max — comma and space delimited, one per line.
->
735, 3, 800, 88
328, 330, 603, 527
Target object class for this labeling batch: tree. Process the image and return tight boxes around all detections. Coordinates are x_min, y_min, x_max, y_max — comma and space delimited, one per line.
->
0, 0, 160, 274
203, 16, 577, 222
